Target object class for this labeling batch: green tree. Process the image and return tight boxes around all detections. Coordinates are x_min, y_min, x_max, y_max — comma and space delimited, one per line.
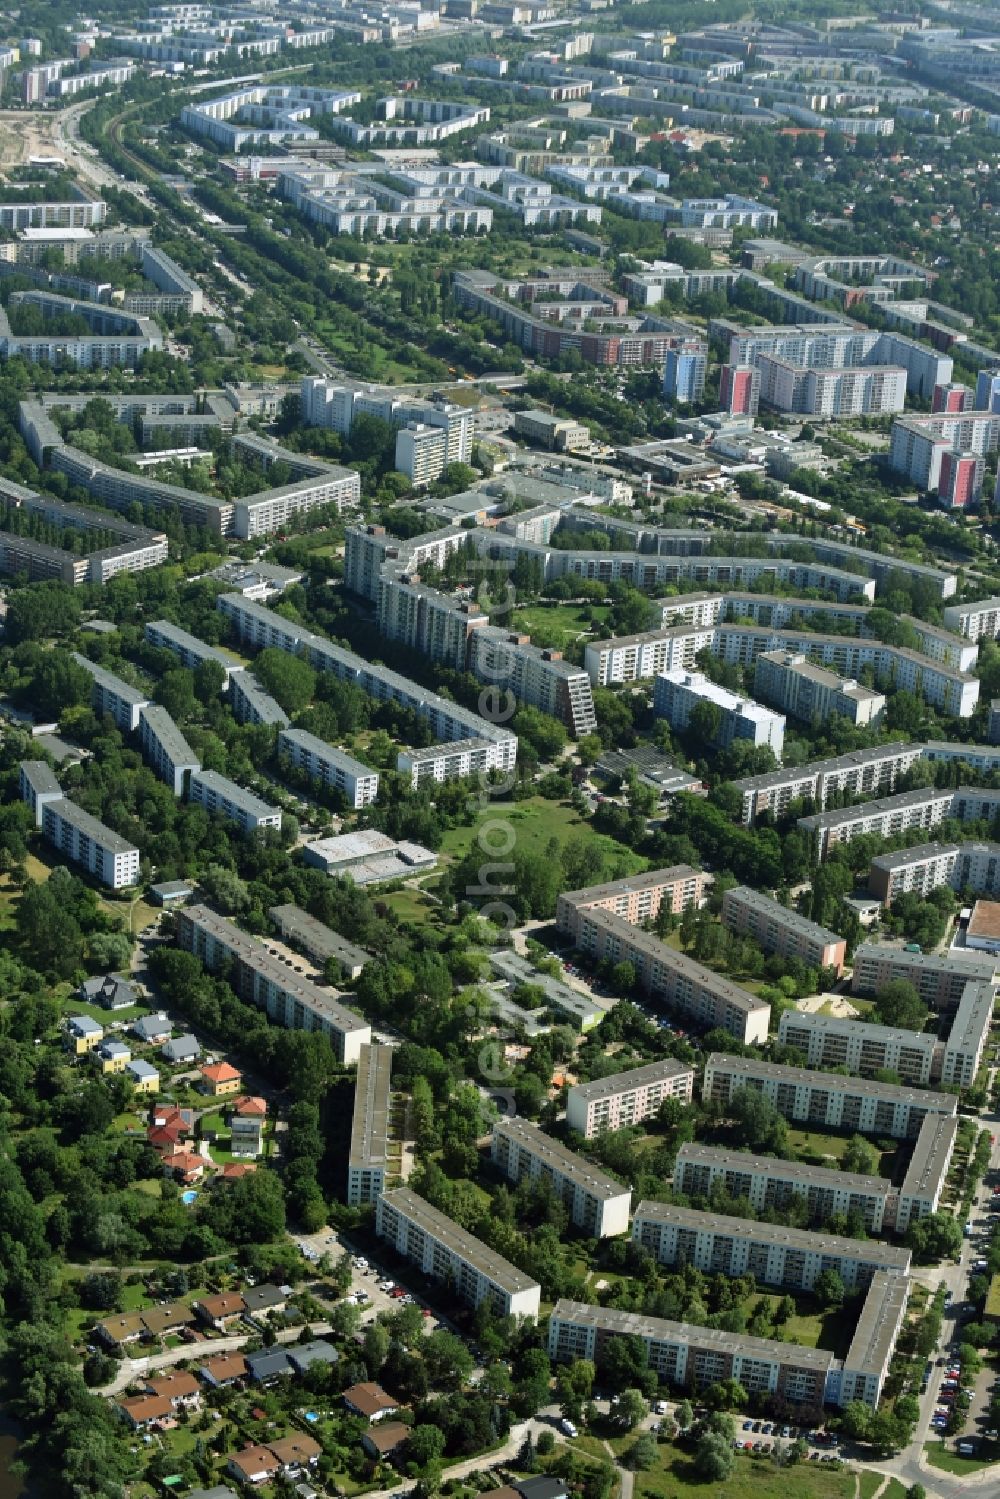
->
256, 647, 316, 714
814, 1269, 846, 1307
905, 1211, 963, 1263
873, 979, 927, 1031
841, 1135, 878, 1175
694, 1432, 735, 1481
612, 1389, 648, 1430
728, 1086, 787, 1153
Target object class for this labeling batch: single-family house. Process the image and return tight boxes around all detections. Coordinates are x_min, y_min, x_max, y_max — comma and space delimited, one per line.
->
200, 1352, 248, 1388
98, 1040, 131, 1075
226, 1444, 281, 1486
117, 1394, 174, 1429
267, 1433, 322, 1473
127, 1057, 160, 1094
361, 1422, 411, 1461
151, 1105, 194, 1132
242, 1284, 287, 1320
162, 1034, 201, 1065
163, 1149, 205, 1185
343, 1383, 401, 1422
67, 1015, 104, 1055
223, 1161, 256, 1180
286, 1340, 339, 1377
200, 1061, 243, 1097
146, 1371, 201, 1408
246, 1349, 292, 1385
140, 1302, 196, 1339
97, 1312, 145, 1349
231, 1095, 267, 1119
132, 1012, 172, 1045
195, 1292, 247, 1330
231, 1115, 263, 1158
80, 973, 138, 1011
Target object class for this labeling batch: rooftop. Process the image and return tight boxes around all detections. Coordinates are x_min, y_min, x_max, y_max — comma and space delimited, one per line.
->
349, 1043, 392, 1172
844, 1271, 909, 1378
733, 741, 923, 793
191, 768, 280, 820
278, 726, 378, 781
268, 903, 370, 970
898, 1112, 958, 1202
853, 941, 997, 977
48, 797, 138, 857
968, 900, 1000, 942
798, 785, 954, 831
632, 1200, 911, 1271
707, 1052, 958, 1114
581, 910, 769, 1020
675, 1140, 887, 1195
494, 1117, 630, 1201
559, 865, 704, 911
657, 669, 785, 728
568, 1057, 694, 1107
140, 703, 200, 769
725, 885, 845, 947
379, 1187, 540, 1297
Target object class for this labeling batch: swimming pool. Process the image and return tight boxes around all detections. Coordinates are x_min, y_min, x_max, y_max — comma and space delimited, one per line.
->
181, 1189, 198, 1205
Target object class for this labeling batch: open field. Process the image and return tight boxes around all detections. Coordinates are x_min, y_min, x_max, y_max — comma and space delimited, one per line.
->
634, 1449, 855, 1499
511, 602, 610, 651
435, 795, 647, 880
924, 1439, 1000, 1475
754, 1293, 855, 1358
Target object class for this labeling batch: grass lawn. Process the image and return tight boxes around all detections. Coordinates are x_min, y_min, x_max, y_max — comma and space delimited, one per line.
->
63, 998, 149, 1025
754, 1295, 854, 1358
511, 602, 611, 651
376, 886, 444, 926
857, 1477, 883, 1499
634, 1449, 855, 1499
435, 795, 646, 880
924, 1440, 1000, 1475
878, 1481, 908, 1499
783, 1127, 859, 1163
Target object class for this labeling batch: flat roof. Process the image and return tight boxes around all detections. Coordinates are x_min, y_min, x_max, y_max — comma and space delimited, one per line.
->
268, 903, 369, 969
47, 797, 139, 857
853, 941, 998, 977
870, 840, 1000, 873
844, 1271, 909, 1377
550, 1298, 837, 1371
349, 1042, 392, 1172
899, 1112, 959, 1202
781, 1009, 936, 1052
560, 865, 704, 911
20, 759, 61, 796
657, 670, 785, 727
725, 885, 844, 947
675, 1141, 887, 1195
947, 979, 995, 1054
733, 741, 923, 794
707, 1052, 958, 1114
489, 950, 600, 1022
146, 619, 240, 669
568, 1057, 695, 1106
181, 905, 369, 1040
278, 726, 378, 781
632, 1201, 911, 1272
140, 703, 199, 768
379, 1186, 540, 1296
191, 768, 279, 819
759, 649, 883, 701
968, 900, 1000, 942
583, 910, 769, 1019
72, 653, 150, 706
799, 786, 954, 832
494, 1117, 630, 1201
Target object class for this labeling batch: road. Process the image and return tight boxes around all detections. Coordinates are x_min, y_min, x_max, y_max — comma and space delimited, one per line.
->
99, 1318, 333, 1396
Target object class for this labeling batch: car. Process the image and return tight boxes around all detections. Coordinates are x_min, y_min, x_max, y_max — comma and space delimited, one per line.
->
761, 1442, 773, 1454
743, 1442, 753, 1452
752, 1421, 762, 1432
809, 1451, 820, 1460
422, 1308, 433, 1317
780, 1426, 792, 1439
654, 1401, 667, 1416
743, 1421, 753, 1431
752, 1442, 762, 1452
390, 1288, 405, 1299
560, 1420, 577, 1438
762, 1423, 773, 1434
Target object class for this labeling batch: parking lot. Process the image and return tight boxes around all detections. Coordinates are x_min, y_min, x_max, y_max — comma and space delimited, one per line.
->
293, 1231, 453, 1333
637, 1398, 843, 1464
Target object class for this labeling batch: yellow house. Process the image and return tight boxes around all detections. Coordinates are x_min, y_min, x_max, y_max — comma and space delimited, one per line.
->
199, 1062, 242, 1098
98, 1041, 131, 1075
67, 1016, 104, 1055
127, 1059, 160, 1095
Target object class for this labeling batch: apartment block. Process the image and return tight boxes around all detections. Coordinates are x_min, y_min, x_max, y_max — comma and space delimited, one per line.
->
268, 904, 369, 982
347, 1042, 393, 1207
376, 570, 487, 673
556, 866, 710, 943
19, 760, 63, 828
396, 738, 514, 788
721, 886, 846, 975
869, 841, 1000, 905
704, 1053, 957, 1140
565, 1058, 695, 1138
799, 786, 957, 860
375, 1187, 540, 1320
491, 1118, 631, 1237
753, 650, 885, 727
586, 624, 718, 686
137, 704, 200, 798
39, 797, 139, 889
653, 670, 785, 758
632, 1201, 911, 1292
145, 620, 242, 684
176, 904, 370, 1065
567, 908, 770, 1044
217, 593, 517, 777
778, 1008, 941, 1085
851, 942, 997, 1012
894, 1113, 959, 1235
835, 1271, 910, 1409
940, 980, 995, 1088
469, 628, 597, 738
0, 481, 168, 585
188, 769, 282, 835
548, 1299, 836, 1409
733, 742, 925, 824
673, 1141, 891, 1232
72, 654, 149, 732
277, 728, 379, 809
228, 672, 289, 730
943, 596, 1000, 643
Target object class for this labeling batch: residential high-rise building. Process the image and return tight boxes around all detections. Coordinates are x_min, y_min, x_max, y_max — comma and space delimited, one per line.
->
663, 340, 707, 404
719, 363, 760, 416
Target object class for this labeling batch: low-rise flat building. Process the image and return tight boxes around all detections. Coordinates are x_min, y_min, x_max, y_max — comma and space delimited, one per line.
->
176, 904, 370, 1065
375, 1186, 541, 1320
277, 727, 379, 808
347, 1042, 393, 1207
491, 1117, 632, 1237
967, 899, 1000, 955
565, 1058, 695, 1138
632, 1201, 911, 1291
704, 1053, 957, 1139
673, 1141, 891, 1232
851, 941, 997, 1011
301, 828, 436, 885
720, 886, 846, 975
188, 769, 282, 834
556, 866, 709, 943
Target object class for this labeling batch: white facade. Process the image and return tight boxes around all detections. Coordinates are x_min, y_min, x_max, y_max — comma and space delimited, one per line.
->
653, 669, 785, 759
565, 1058, 695, 1138
138, 703, 200, 797
188, 769, 282, 834
277, 728, 379, 809
40, 797, 139, 889
491, 1118, 631, 1237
